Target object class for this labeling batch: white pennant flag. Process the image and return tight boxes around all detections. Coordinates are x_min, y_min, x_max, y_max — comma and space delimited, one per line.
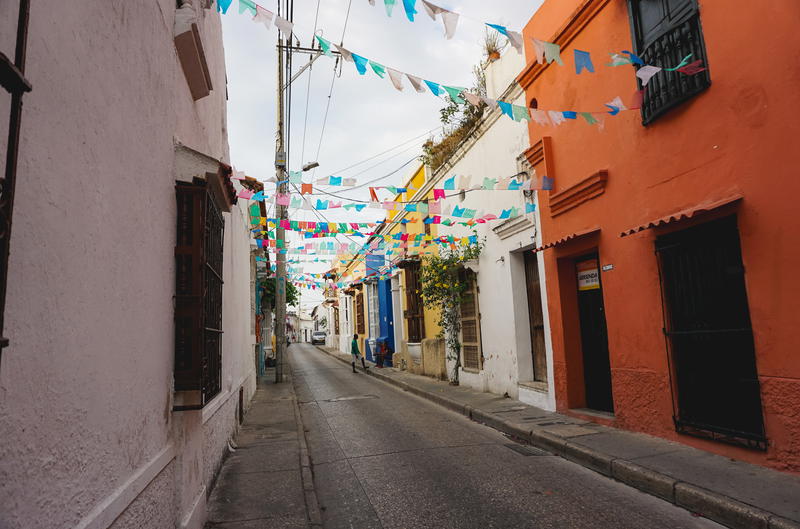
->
421, 0, 444, 19
481, 96, 498, 108
531, 109, 550, 126
406, 73, 426, 93
606, 96, 627, 111
548, 110, 565, 125
457, 174, 471, 190
441, 11, 459, 39
386, 68, 405, 91
507, 30, 524, 54
332, 43, 353, 62
342, 178, 357, 187
636, 65, 662, 86
274, 14, 294, 37
253, 6, 274, 29
531, 38, 546, 64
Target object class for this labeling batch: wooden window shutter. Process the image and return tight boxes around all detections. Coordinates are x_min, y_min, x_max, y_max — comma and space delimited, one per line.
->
356, 291, 365, 334
460, 273, 482, 371
174, 180, 224, 408
403, 261, 425, 343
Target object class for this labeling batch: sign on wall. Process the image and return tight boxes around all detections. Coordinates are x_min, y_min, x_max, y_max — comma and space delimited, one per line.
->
577, 259, 600, 291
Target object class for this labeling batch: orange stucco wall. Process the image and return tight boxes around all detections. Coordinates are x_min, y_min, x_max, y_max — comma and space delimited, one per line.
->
520, 0, 800, 472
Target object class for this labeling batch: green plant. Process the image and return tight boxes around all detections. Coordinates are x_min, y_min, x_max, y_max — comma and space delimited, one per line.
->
418, 235, 485, 384
482, 27, 505, 61
260, 276, 300, 310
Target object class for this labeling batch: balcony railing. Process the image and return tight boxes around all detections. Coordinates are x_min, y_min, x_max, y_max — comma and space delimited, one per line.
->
638, 12, 710, 125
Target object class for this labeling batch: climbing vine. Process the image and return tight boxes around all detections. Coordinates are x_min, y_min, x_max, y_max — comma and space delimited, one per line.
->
418, 236, 484, 385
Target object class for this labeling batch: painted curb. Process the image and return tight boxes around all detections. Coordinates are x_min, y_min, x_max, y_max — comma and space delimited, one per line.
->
311, 346, 800, 529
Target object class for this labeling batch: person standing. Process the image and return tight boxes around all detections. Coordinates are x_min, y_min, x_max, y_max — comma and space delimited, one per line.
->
351, 334, 368, 373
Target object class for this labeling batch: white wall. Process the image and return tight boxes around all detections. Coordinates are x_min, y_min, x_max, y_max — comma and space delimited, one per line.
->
0, 3, 254, 528
436, 51, 555, 410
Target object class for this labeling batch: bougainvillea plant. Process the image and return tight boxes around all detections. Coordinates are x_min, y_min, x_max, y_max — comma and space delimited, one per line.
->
418, 236, 484, 385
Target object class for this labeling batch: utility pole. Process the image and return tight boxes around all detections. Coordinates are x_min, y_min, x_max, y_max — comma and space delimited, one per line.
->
274, 21, 288, 383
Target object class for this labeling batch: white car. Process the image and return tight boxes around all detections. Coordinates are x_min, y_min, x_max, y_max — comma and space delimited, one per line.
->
311, 331, 327, 345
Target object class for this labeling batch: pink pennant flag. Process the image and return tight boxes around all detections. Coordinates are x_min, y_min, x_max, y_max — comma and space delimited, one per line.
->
531, 38, 546, 64
428, 200, 441, 214
237, 189, 254, 199
387, 68, 405, 91
433, 189, 445, 200
676, 60, 707, 75
629, 89, 644, 110
276, 193, 290, 206
463, 92, 482, 107
253, 6, 274, 29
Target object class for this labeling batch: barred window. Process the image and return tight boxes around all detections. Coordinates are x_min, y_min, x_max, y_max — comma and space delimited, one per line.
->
627, 0, 710, 124
460, 271, 482, 371
174, 179, 224, 409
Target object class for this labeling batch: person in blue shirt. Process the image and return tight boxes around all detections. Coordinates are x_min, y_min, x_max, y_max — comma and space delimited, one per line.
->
351, 334, 368, 373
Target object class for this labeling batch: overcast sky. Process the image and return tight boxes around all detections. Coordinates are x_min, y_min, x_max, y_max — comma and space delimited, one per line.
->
221, 0, 542, 309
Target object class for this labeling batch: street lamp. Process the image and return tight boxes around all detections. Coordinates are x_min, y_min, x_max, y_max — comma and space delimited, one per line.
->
302, 161, 319, 172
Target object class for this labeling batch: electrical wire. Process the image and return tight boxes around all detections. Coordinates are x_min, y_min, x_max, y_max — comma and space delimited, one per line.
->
309, 0, 353, 181
328, 125, 442, 176
299, 0, 322, 167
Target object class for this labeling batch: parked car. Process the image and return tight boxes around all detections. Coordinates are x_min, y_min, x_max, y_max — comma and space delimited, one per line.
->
311, 331, 327, 345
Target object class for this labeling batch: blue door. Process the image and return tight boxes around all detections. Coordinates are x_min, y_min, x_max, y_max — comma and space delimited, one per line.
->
378, 278, 394, 367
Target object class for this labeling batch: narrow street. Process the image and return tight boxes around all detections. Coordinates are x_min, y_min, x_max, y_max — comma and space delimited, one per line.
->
290, 343, 722, 529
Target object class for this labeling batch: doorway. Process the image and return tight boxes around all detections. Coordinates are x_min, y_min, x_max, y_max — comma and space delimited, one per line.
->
575, 254, 614, 413
656, 215, 765, 448
524, 252, 547, 382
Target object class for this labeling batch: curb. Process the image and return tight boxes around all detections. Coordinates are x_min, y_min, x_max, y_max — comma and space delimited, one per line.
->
313, 345, 800, 529
288, 364, 323, 528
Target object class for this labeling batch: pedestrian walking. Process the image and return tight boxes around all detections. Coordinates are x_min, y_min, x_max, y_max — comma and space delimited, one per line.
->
351, 334, 368, 373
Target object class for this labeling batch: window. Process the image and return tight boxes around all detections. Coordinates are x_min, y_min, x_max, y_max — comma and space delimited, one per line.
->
460, 271, 483, 371
174, 180, 224, 408
355, 290, 365, 335
626, 0, 710, 124
656, 215, 765, 449
367, 282, 379, 338
401, 260, 425, 343
0, 0, 32, 356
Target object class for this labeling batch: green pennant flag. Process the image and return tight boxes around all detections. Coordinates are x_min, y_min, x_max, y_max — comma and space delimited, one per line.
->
580, 112, 599, 125
239, 0, 257, 16
369, 60, 387, 78
443, 86, 466, 104
315, 35, 333, 57
384, 0, 396, 16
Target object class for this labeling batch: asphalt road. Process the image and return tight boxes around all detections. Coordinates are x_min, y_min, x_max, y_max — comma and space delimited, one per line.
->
290, 343, 723, 529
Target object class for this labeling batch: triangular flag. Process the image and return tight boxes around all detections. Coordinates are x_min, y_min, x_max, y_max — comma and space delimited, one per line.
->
216, 0, 233, 14
481, 96, 498, 108
332, 43, 353, 62
463, 92, 482, 106
676, 60, 707, 75
636, 65, 662, 86
441, 11, 459, 39
506, 30, 524, 54
512, 105, 531, 122
497, 101, 514, 119
629, 89, 644, 110
574, 49, 595, 74
530, 109, 550, 126
531, 38, 546, 64
384, 0, 396, 17
424, 80, 442, 96
402, 0, 417, 21
421, 0, 443, 18
274, 15, 294, 37
543, 41, 564, 65
351, 53, 369, 75
239, 0, 257, 16
369, 60, 386, 78
548, 110, 565, 125
443, 86, 466, 104
605, 96, 626, 115
406, 73, 426, 93
386, 68, 405, 91
315, 35, 333, 57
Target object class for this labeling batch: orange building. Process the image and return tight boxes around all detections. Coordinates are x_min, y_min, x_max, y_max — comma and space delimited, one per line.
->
518, 0, 800, 472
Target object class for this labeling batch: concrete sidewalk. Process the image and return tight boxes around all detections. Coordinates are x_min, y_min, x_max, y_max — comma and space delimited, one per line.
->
315, 346, 800, 529
205, 370, 321, 528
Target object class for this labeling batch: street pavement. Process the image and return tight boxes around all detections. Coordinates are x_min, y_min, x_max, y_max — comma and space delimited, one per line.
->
290, 343, 723, 529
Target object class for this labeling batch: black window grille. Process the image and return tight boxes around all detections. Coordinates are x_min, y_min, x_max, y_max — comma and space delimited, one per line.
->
626, 0, 711, 125
0, 0, 31, 362
656, 215, 766, 450
175, 180, 224, 408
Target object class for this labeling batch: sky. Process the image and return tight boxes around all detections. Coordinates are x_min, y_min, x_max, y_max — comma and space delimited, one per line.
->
221, 0, 542, 310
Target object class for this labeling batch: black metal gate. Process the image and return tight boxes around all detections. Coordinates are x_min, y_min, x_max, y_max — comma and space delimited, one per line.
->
656, 215, 766, 449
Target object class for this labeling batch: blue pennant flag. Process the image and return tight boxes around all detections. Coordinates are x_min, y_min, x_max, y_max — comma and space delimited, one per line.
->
574, 49, 595, 74
402, 0, 417, 21
424, 80, 442, 96
351, 53, 369, 75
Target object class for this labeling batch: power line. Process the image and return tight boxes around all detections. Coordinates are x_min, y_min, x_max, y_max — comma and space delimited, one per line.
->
329, 125, 442, 175
299, 0, 321, 166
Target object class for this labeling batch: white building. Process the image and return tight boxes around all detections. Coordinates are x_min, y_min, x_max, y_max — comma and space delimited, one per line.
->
435, 51, 556, 410
0, 3, 257, 528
